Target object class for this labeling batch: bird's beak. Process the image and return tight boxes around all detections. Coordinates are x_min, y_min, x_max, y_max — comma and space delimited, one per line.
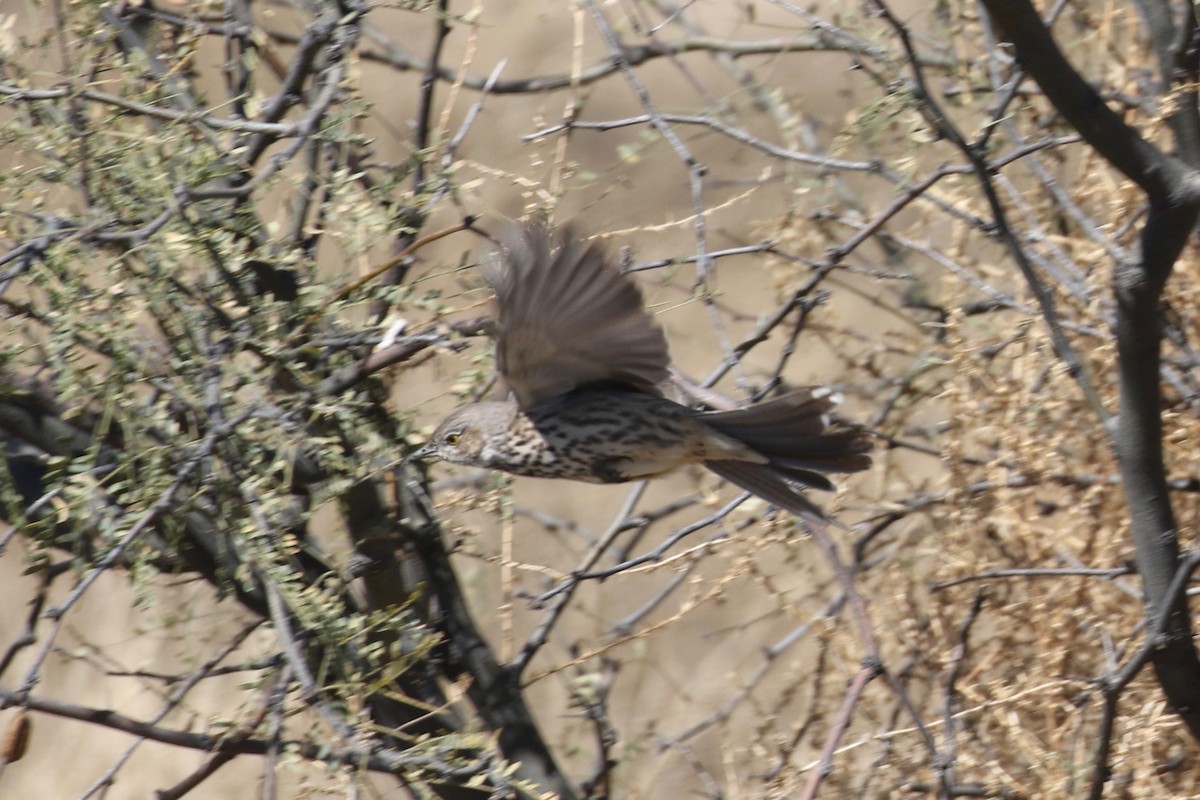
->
405, 442, 436, 464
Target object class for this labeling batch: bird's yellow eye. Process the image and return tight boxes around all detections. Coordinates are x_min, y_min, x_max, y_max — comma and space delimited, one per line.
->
444, 433, 461, 446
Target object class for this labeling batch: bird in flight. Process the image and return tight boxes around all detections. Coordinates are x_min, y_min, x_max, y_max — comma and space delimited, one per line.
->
410, 224, 871, 523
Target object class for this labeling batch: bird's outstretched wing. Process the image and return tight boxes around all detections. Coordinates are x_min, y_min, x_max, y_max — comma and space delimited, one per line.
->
485, 224, 671, 409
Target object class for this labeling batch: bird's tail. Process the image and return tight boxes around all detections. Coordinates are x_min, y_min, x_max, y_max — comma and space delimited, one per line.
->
701, 389, 872, 523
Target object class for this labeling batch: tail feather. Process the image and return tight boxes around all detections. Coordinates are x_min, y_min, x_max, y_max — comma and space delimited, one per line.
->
703, 389, 873, 474
766, 461, 836, 491
705, 460, 828, 524
766, 440, 873, 473
702, 388, 873, 522
703, 390, 835, 433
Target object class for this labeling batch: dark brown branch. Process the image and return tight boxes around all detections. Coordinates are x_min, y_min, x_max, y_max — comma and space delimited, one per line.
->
1087, 550, 1200, 799
401, 478, 580, 800
979, 0, 1200, 743
981, 1, 1200, 204
0, 686, 484, 779
306, 29, 956, 95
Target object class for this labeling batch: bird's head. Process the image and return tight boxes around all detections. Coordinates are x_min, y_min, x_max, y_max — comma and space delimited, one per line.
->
408, 402, 516, 467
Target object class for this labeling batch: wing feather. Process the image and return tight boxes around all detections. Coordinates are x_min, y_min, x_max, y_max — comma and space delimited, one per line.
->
487, 225, 671, 408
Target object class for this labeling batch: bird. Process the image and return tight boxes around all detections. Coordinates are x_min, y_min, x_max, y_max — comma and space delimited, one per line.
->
410, 224, 872, 523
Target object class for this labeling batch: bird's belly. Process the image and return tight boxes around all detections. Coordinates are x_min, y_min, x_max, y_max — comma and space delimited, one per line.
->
517, 393, 710, 483
507, 433, 698, 483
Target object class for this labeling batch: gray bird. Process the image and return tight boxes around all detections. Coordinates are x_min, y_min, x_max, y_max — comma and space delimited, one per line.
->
410, 224, 871, 522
